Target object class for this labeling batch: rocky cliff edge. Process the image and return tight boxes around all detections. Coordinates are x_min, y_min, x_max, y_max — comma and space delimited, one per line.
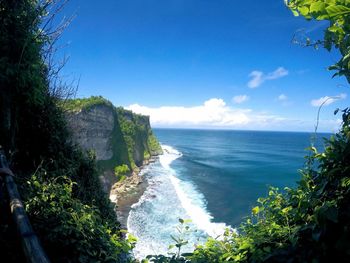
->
64, 96, 162, 193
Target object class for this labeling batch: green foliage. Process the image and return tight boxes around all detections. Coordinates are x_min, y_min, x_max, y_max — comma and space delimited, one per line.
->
0, 1, 135, 262
285, 0, 350, 82
145, 219, 194, 263
61, 96, 114, 112
64, 97, 163, 173
115, 164, 130, 180
148, 132, 163, 156
168, 219, 194, 259
56, 148, 119, 222
4, 0, 348, 262
117, 107, 144, 168
0, 0, 68, 170
25, 173, 135, 263
188, 229, 238, 263
117, 107, 162, 169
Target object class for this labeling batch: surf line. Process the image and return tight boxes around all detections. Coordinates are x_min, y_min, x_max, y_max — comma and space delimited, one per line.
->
159, 145, 228, 238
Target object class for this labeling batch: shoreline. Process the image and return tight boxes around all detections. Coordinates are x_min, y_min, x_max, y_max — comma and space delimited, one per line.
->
109, 156, 158, 229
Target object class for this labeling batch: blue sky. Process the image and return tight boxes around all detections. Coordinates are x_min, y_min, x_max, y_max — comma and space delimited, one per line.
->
59, 0, 349, 132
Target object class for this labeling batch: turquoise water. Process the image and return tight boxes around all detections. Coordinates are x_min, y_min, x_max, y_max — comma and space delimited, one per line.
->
128, 129, 330, 259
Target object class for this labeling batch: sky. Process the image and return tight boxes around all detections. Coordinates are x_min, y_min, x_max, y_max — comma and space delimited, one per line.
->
57, 0, 349, 132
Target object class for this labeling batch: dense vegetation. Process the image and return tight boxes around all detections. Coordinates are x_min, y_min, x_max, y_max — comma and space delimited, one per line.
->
115, 164, 130, 182
62, 96, 115, 112
117, 107, 163, 169
1, 0, 349, 262
143, 1, 350, 262
62, 96, 162, 173
0, 1, 134, 262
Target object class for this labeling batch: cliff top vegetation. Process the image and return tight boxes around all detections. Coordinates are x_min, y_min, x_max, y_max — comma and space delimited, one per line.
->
61, 96, 114, 112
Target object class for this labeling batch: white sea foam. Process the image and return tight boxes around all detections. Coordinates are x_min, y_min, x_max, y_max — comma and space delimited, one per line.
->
159, 145, 182, 169
159, 145, 227, 237
168, 174, 227, 238
128, 144, 229, 260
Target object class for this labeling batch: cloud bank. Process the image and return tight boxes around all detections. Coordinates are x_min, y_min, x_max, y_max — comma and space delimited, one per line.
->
247, 67, 289, 88
127, 98, 284, 129
311, 93, 347, 107
126, 98, 343, 132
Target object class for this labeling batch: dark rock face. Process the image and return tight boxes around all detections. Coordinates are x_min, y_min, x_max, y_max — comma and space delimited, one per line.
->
66, 105, 115, 160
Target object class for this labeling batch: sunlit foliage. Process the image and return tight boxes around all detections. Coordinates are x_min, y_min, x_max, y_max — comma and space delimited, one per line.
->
286, 0, 350, 82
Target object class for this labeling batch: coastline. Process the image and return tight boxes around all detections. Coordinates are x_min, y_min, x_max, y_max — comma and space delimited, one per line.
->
109, 156, 158, 229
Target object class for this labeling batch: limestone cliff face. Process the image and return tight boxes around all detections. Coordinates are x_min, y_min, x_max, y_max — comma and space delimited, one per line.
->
66, 105, 115, 160
64, 97, 162, 192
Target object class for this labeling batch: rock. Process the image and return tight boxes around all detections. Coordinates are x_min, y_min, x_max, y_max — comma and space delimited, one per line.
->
64, 97, 163, 197
66, 105, 115, 160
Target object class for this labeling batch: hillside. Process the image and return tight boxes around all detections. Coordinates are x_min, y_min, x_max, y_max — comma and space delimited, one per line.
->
63, 96, 162, 192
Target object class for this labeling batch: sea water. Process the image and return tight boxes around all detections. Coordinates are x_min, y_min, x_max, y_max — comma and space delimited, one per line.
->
127, 129, 330, 260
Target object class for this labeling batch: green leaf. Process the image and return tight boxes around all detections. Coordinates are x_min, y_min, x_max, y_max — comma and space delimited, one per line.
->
252, 206, 260, 215
341, 177, 350, 187
310, 2, 326, 13
291, 9, 300, 16
299, 6, 310, 16
282, 206, 292, 214
328, 25, 340, 33
326, 5, 350, 17
168, 244, 175, 250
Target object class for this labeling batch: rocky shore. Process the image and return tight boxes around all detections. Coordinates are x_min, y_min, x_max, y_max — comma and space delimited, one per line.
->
109, 156, 158, 229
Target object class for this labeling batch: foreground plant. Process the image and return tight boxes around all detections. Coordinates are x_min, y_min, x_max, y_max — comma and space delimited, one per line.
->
285, 0, 350, 82
0, 1, 136, 262
26, 173, 136, 262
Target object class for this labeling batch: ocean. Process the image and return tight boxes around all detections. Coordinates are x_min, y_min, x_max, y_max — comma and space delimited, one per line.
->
127, 129, 330, 259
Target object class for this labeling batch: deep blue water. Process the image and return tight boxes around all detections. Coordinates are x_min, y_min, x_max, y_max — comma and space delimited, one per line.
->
154, 129, 329, 226
128, 129, 330, 259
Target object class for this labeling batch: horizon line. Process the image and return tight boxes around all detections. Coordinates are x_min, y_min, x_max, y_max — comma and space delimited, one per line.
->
152, 126, 334, 134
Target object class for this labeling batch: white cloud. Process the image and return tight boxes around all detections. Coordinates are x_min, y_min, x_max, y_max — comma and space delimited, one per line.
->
247, 71, 264, 88
127, 98, 284, 129
277, 94, 292, 106
266, 67, 289, 80
232, 95, 249, 104
203, 98, 226, 108
311, 93, 347, 107
247, 67, 289, 88
277, 94, 288, 101
125, 98, 344, 132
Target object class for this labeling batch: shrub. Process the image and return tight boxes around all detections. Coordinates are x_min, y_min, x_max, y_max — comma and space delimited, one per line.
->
114, 164, 130, 180
25, 172, 135, 263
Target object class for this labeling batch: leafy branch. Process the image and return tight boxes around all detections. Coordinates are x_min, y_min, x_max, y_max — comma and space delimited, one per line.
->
286, 0, 350, 83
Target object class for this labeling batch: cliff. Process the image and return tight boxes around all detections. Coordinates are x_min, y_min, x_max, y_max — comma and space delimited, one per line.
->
64, 96, 162, 192
116, 107, 163, 168
66, 103, 115, 160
